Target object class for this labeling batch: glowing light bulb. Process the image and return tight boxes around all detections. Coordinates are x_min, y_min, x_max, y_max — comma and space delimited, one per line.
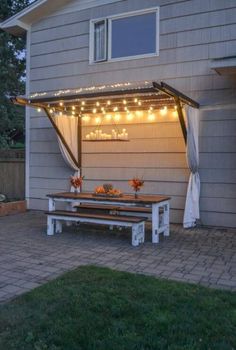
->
59, 111, 63, 116
95, 117, 101, 124
59, 102, 63, 107
93, 108, 97, 114
160, 106, 168, 116
148, 113, 155, 122
107, 100, 111, 105
172, 111, 178, 118
106, 114, 112, 121
135, 111, 143, 118
114, 114, 121, 121
123, 99, 127, 104
113, 106, 118, 112
49, 109, 53, 113
134, 98, 138, 103
96, 101, 100, 106
81, 107, 84, 111
81, 101, 85, 105
37, 108, 41, 112
72, 111, 75, 115
83, 115, 90, 122
138, 101, 142, 106
72, 106, 76, 110
126, 113, 134, 121
124, 106, 128, 111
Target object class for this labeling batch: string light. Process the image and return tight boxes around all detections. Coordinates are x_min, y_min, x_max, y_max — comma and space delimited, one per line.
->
81, 101, 85, 105
95, 117, 101, 124
107, 100, 111, 105
59, 102, 63, 107
37, 108, 41, 112
113, 106, 118, 112
72, 106, 76, 110
81, 107, 84, 111
72, 111, 75, 115
49, 109, 53, 113
123, 99, 127, 104
93, 108, 97, 114
134, 98, 138, 103
96, 101, 100, 106
138, 101, 142, 106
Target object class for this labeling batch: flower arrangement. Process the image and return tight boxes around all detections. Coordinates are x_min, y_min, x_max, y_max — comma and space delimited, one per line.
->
70, 175, 84, 193
94, 183, 122, 197
128, 177, 144, 198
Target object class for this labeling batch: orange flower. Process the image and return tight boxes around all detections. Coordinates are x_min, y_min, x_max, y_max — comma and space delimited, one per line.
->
128, 177, 144, 192
70, 176, 84, 188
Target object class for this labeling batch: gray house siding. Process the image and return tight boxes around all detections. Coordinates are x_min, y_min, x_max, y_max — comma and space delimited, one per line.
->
28, 0, 236, 227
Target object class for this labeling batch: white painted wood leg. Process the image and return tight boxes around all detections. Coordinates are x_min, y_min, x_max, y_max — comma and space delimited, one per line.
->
132, 222, 145, 247
55, 220, 62, 234
47, 216, 54, 235
163, 202, 170, 236
66, 201, 75, 226
152, 203, 159, 243
48, 198, 55, 212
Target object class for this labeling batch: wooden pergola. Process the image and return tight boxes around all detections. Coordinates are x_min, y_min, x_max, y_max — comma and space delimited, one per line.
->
12, 81, 199, 170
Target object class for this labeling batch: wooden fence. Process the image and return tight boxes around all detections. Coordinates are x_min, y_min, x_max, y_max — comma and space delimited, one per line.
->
0, 149, 25, 199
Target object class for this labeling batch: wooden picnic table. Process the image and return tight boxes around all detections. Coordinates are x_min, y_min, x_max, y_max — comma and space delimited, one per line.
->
47, 192, 171, 243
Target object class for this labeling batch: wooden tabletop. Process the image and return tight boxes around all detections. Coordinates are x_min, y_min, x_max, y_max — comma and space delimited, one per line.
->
47, 192, 171, 205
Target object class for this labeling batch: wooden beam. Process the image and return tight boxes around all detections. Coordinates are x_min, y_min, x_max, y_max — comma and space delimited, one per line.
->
175, 97, 187, 144
43, 108, 79, 168
160, 82, 199, 109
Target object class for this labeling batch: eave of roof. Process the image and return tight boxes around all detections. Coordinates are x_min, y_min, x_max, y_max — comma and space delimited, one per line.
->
0, 0, 72, 35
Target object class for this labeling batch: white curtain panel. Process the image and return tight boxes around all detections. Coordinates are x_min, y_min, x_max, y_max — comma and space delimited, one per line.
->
53, 114, 79, 171
183, 106, 201, 228
53, 114, 80, 194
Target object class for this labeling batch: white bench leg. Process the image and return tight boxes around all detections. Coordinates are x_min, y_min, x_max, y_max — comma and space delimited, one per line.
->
132, 222, 145, 247
152, 203, 159, 243
55, 220, 62, 234
163, 202, 170, 236
47, 216, 54, 235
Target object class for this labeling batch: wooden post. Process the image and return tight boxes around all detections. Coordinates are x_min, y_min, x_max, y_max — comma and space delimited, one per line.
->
175, 97, 187, 145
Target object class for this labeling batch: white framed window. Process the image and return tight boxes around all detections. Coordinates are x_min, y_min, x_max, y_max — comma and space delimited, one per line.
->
90, 7, 159, 63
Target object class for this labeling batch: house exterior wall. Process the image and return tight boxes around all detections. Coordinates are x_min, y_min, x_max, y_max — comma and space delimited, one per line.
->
28, 0, 236, 227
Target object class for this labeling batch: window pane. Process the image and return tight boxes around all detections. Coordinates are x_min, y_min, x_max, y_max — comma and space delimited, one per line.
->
111, 12, 156, 59
94, 20, 106, 61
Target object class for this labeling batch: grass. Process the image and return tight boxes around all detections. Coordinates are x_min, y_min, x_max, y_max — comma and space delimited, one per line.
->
0, 266, 235, 350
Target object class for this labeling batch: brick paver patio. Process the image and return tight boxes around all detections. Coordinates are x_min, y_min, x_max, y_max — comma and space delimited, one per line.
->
0, 211, 235, 303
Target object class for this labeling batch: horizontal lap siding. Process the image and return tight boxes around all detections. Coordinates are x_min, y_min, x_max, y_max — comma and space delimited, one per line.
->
29, 0, 236, 226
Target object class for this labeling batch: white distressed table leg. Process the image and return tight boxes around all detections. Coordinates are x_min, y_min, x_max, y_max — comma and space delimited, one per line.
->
132, 224, 139, 247
152, 203, 159, 243
163, 202, 170, 236
48, 198, 55, 211
55, 220, 62, 234
47, 216, 54, 235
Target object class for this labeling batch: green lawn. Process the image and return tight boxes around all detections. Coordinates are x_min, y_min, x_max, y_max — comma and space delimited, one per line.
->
0, 266, 235, 350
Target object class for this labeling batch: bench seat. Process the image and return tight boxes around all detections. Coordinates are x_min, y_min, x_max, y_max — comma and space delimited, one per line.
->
45, 210, 146, 246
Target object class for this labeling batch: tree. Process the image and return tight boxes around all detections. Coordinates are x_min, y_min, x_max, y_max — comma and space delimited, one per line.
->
0, 0, 31, 149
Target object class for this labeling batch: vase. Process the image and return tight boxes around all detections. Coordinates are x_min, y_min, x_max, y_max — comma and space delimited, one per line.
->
74, 187, 80, 194
134, 191, 138, 199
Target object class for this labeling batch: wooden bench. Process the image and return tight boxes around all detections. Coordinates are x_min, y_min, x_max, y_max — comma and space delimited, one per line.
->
45, 210, 146, 247
75, 203, 164, 223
